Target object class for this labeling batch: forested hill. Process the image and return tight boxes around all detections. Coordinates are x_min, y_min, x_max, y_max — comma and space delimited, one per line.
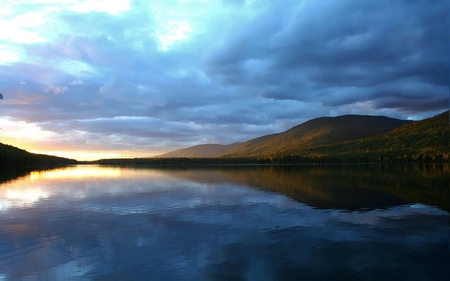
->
0, 142, 77, 167
158, 143, 242, 158
95, 111, 448, 165
220, 114, 412, 158
292, 110, 449, 162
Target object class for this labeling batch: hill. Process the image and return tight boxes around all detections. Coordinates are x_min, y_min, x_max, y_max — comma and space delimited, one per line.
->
297, 111, 449, 162
158, 142, 242, 158
0, 142, 77, 167
95, 111, 449, 165
220, 115, 412, 158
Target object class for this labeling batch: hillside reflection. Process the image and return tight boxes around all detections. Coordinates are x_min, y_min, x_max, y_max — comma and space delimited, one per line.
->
161, 164, 449, 212
0, 164, 448, 280
0, 164, 448, 212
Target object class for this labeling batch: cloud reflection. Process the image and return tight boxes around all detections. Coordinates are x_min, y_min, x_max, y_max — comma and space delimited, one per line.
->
0, 166, 448, 280
6, 188, 49, 203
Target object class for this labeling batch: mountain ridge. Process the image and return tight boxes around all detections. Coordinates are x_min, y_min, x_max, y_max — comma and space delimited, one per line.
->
158, 142, 243, 158
155, 111, 448, 162
296, 110, 449, 161
220, 114, 412, 158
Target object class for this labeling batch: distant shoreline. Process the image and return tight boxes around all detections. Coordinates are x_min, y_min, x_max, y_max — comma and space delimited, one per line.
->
88, 155, 450, 166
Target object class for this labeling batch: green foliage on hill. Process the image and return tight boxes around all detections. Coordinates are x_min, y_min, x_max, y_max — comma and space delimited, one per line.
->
221, 115, 411, 158
158, 142, 243, 158
0, 142, 77, 167
295, 111, 449, 162
95, 111, 448, 165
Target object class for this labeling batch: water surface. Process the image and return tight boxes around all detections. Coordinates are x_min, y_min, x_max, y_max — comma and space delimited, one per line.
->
0, 164, 448, 280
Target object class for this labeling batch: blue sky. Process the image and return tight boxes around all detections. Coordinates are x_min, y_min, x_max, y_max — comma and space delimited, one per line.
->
0, 0, 448, 160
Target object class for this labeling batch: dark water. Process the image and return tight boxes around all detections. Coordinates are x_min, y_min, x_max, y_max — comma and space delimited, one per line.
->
0, 164, 448, 280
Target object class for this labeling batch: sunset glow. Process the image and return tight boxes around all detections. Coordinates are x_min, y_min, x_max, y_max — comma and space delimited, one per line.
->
0, 0, 447, 161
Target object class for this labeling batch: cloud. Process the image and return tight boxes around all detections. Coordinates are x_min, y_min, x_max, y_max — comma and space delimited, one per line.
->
69, 79, 83, 85
0, 0, 447, 159
204, 0, 448, 112
43, 84, 69, 94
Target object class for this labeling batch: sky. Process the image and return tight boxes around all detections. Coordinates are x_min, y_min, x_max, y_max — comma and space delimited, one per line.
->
0, 0, 448, 161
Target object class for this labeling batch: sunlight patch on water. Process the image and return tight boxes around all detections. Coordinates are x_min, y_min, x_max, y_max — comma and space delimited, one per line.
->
30, 166, 122, 181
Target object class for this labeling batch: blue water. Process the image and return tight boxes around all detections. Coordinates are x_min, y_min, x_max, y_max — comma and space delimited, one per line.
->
0, 165, 448, 280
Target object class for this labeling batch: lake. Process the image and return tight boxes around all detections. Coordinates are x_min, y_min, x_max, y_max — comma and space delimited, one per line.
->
0, 164, 448, 280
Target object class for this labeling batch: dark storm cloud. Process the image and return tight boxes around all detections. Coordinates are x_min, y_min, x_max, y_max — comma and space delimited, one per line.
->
204, 0, 448, 113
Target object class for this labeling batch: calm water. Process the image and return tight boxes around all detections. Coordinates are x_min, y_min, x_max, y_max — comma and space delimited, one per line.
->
0, 164, 448, 280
